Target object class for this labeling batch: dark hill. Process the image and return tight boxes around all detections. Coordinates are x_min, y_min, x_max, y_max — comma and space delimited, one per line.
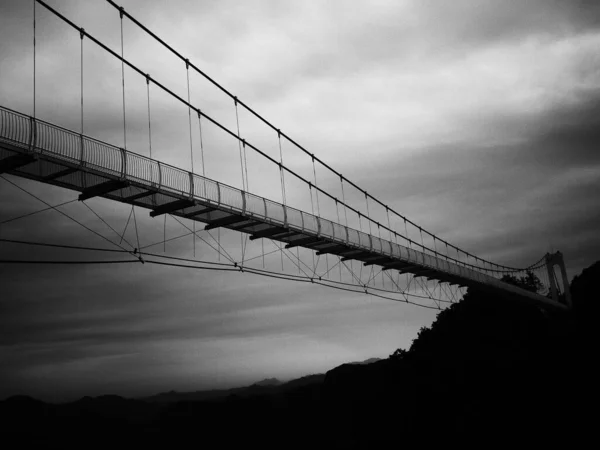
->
1, 260, 596, 446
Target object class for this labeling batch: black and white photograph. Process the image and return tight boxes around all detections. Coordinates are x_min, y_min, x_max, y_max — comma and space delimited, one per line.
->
0, 0, 598, 446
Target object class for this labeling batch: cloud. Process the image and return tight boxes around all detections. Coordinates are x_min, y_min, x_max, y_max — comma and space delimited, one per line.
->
1, 0, 599, 400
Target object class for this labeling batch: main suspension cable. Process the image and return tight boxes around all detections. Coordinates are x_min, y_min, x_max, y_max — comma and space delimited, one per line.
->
103, 0, 548, 274
36, 0, 541, 274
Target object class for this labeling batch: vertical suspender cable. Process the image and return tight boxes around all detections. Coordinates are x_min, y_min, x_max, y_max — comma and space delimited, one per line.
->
340, 177, 352, 279
378, 224, 384, 288
234, 98, 249, 266
80, 28, 84, 135
186, 59, 195, 258
340, 176, 349, 226
277, 130, 285, 271
358, 210, 363, 283
312, 156, 327, 278
335, 199, 342, 281
118, 7, 137, 260
79, 27, 85, 178
196, 111, 218, 261
312, 156, 321, 217
119, 7, 127, 150
186, 62, 194, 173
146, 75, 152, 159
278, 130, 287, 207
234, 98, 246, 191
33, 0, 36, 119
386, 207, 400, 289
198, 112, 206, 176
308, 178, 316, 274
404, 218, 412, 292
365, 194, 372, 235
365, 194, 373, 284
386, 207, 392, 242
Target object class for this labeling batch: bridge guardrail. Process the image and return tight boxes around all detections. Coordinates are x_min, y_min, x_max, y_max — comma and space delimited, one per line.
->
0, 105, 567, 309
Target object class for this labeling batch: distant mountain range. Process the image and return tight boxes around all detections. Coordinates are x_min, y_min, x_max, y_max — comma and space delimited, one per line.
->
253, 377, 282, 387
348, 357, 382, 365
1, 259, 597, 444
139, 358, 381, 404
139, 373, 325, 404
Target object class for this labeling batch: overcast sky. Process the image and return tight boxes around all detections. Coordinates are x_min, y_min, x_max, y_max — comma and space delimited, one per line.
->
1, 0, 599, 402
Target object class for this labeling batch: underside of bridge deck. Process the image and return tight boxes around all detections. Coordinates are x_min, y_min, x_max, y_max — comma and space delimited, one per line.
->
0, 105, 569, 311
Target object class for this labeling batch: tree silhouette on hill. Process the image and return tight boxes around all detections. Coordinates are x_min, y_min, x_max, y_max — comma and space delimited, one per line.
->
501, 270, 543, 293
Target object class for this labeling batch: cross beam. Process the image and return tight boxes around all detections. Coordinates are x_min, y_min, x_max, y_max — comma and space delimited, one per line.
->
363, 257, 395, 266
316, 244, 347, 255
184, 206, 216, 218
413, 268, 438, 278
230, 220, 264, 231
249, 226, 288, 240
149, 199, 195, 217
79, 180, 129, 201
123, 190, 155, 202
43, 166, 78, 181
342, 251, 373, 262
205, 214, 247, 230
285, 236, 322, 249
338, 249, 364, 257
382, 262, 421, 271
305, 240, 331, 249
271, 230, 302, 241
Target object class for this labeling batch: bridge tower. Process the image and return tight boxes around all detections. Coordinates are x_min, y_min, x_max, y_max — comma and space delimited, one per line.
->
545, 252, 572, 308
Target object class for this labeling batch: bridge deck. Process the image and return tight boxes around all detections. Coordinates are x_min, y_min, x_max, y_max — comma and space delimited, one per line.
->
0, 106, 565, 310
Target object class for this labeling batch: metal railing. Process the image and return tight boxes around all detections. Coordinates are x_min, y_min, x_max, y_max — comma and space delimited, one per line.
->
0, 105, 564, 308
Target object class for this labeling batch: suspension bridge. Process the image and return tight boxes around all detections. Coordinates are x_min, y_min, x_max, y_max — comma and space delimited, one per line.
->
0, 0, 571, 312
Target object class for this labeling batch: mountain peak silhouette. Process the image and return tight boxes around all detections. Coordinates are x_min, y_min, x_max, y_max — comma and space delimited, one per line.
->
349, 357, 382, 365
253, 378, 282, 387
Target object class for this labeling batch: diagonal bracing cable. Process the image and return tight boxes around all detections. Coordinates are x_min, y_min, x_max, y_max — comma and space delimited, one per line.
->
102, 0, 547, 275
0, 175, 137, 259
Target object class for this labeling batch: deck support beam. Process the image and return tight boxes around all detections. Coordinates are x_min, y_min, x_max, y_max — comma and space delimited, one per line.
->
285, 236, 322, 249
43, 166, 78, 181
364, 257, 394, 266
342, 251, 373, 262
271, 231, 302, 241
229, 220, 264, 231
184, 206, 216, 218
316, 244, 347, 255
79, 180, 129, 201
382, 262, 421, 272
249, 226, 288, 240
123, 190, 155, 202
205, 215, 247, 230
149, 199, 195, 217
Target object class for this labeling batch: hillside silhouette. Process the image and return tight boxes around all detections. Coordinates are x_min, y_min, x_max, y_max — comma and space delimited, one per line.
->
1, 261, 597, 446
